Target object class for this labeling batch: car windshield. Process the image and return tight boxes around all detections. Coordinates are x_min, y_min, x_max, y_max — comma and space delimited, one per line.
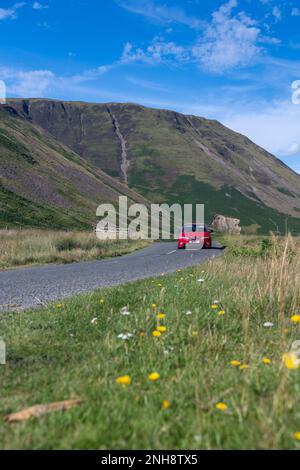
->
183, 224, 207, 232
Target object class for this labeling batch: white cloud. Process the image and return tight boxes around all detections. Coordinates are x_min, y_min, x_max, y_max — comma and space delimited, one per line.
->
115, 0, 203, 29
0, 67, 55, 97
292, 7, 300, 17
223, 100, 300, 159
115, 0, 280, 74
33, 2, 49, 10
272, 6, 282, 22
121, 39, 189, 65
283, 143, 300, 156
70, 65, 114, 83
192, 0, 263, 72
0, 2, 26, 21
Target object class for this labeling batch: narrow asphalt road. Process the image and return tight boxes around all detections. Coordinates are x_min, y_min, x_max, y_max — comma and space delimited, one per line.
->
0, 242, 224, 312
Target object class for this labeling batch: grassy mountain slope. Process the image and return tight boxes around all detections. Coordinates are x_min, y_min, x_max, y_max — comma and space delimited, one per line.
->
0, 105, 149, 230
8, 98, 300, 234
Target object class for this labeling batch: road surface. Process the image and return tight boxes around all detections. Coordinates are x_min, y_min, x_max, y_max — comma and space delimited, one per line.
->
0, 242, 224, 312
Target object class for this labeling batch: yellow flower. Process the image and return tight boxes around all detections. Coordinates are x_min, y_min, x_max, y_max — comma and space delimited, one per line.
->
151, 303, 157, 308
230, 360, 241, 367
99, 298, 105, 304
162, 400, 171, 410
291, 315, 300, 324
240, 364, 249, 370
211, 304, 218, 309
116, 375, 131, 386
282, 352, 300, 370
218, 310, 225, 316
192, 330, 198, 337
157, 326, 167, 333
157, 313, 166, 320
216, 402, 228, 411
56, 303, 64, 309
152, 330, 161, 338
148, 372, 160, 382
294, 432, 300, 441
262, 357, 272, 365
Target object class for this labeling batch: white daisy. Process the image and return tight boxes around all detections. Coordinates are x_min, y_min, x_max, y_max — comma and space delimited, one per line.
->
117, 333, 134, 340
120, 306, 130, 316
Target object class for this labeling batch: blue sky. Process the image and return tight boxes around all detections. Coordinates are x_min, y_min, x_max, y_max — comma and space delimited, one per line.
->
1, 0, 300, 172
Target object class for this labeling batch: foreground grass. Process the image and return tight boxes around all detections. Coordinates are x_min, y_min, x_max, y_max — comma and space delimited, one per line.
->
1, 235, 300, 449
0, 230, 150, 269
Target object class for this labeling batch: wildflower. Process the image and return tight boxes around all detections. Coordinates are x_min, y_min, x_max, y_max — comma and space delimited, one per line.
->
215, 402, 228, 411
120, 306, 130, 316
117, 333, 134, 340
91, 317, 98, 325
56, 303, 64, 309
151, 303, 157, 308
99, 298, 105, 304
291, 315, 300, 324
218, 310, 225, 316
116, 375, 131, 386
294, 432, 300, 441
157, 313, 166, 320
185, 310, 192, 316
230, 360, 241, 367
213, 300, 220, 304
263, 322, 274, 328
157, 326, 167, 333
282, 352, 300, 370
262, 357, 272, 365
152, 330, 161, 338
148, 372, 160, 382
162, 400, 171, 410
197, 279, 205, 283
192, 330, 198, 336
211, 304, 218, 310
240, 364, 249, 370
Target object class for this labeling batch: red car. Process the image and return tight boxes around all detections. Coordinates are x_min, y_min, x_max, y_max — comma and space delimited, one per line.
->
178, 223, 213, 250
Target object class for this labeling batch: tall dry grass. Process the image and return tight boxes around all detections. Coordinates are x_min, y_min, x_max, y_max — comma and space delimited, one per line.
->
0, 229, 150, 269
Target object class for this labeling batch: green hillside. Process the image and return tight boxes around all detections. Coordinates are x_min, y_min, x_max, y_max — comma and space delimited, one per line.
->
7, 99, 300, 234
0, 106, 149, 230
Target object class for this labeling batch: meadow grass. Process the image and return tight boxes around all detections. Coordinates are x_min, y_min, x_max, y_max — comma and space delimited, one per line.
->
1, 235, 300, 449
0, 230, 150, 269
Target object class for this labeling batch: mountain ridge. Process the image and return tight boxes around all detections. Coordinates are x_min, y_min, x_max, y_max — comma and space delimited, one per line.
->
3, 98, 300, 234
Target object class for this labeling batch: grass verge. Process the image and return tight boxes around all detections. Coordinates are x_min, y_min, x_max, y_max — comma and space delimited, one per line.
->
0, 235, 300, 449
0, 230, 150, 269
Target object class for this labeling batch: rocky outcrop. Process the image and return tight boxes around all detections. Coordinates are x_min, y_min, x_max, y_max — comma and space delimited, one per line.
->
211, 215, 241, 234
